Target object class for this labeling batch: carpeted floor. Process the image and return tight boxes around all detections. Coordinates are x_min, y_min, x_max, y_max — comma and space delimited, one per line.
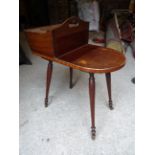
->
19, 32, 135, 155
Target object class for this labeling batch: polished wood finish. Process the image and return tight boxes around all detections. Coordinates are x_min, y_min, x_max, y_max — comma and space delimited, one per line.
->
25, 17, 89, 58
45, 61, 53, 107
89, 73, 96, 139
52, 17, 89, 57
58, 45, 125, 73
105, 73, 113, 110
31, 45, 125, 74
69, 67, 73, 89
25, 17, 125, 74
25, 17, 126, 139
25, 24, 61, 58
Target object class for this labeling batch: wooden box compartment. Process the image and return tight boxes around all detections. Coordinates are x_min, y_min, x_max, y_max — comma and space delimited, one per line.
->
25, 17, 89, 59
25, 24, 61, 58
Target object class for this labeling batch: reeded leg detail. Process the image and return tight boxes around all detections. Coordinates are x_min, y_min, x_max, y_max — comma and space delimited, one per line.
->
105, 73, 113, 110
89, 73, 96, 139
91, 127, 96, 140
45, 61, 53, 107
69, 67, 73, 89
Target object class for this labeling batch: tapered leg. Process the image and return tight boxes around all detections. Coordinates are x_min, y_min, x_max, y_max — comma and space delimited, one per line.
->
69, 67, 73, 89
45, 61, 53, 107
89, 73, 96, 139
105, 73, 113, 110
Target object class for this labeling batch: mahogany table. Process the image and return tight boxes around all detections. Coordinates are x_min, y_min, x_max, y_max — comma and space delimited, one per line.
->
25, 17, 126, 139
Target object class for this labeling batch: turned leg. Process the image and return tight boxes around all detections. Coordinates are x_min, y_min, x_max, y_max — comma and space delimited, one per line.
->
45, 61, 53, 107
69, 67, 73, 89
105, 73, 113, 110
89, 73, 96, 139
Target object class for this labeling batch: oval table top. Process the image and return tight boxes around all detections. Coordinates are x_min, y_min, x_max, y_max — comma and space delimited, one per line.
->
55, 44, 126, 73
34, 44, 126, 73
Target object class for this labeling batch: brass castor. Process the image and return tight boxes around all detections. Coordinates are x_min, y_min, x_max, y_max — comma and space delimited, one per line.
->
91, 127, 96, 140
109, 100, 114, 110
